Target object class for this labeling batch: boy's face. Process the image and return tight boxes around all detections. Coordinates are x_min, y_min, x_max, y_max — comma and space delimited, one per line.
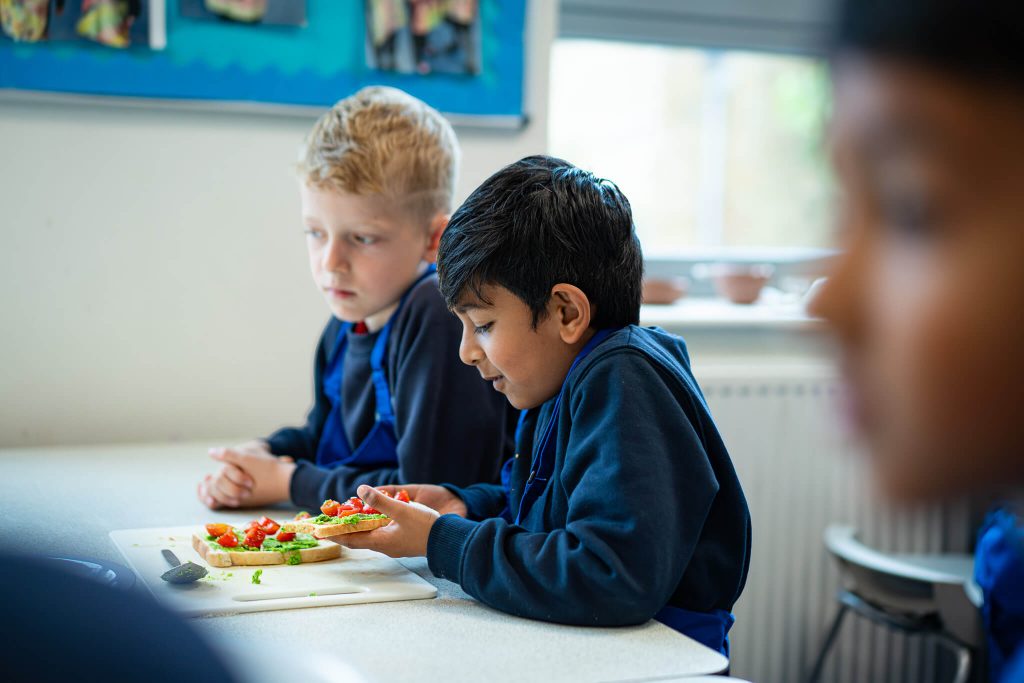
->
812, 56, 1024, 501
301, 184, 441, 329
453, 285, 584, 410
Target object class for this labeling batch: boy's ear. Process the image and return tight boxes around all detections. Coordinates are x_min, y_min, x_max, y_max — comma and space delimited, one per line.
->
548, 284, 592, 345
423, 213, 449, 263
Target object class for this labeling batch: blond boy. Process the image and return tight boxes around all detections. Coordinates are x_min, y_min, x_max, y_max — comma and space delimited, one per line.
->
197, 86, 512, 510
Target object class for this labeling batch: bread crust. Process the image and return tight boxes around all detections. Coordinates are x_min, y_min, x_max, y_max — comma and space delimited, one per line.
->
191, 533, 341, 567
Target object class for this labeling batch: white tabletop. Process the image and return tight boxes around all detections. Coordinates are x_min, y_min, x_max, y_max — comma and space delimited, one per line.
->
0, 441, 729, 683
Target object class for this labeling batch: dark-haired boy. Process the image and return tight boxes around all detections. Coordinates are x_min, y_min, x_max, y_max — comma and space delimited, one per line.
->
342, 155, 751, 657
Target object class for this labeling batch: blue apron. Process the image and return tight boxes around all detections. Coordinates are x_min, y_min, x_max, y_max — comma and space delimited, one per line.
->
506, 327, 735, 657
975, 506, 1024, 682
315, 265, 436, 469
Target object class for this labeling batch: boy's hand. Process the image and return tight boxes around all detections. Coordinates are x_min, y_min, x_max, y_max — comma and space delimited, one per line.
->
196, 441, 295, 509
340, 485, 462, 558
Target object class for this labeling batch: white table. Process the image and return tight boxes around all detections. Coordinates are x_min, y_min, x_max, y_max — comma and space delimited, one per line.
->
0, 441, 729, 683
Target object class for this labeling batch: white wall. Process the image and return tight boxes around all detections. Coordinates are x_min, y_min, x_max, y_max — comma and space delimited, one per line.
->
0, 3, 556, 448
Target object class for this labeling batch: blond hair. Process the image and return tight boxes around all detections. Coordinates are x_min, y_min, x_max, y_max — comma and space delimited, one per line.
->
298, 86, 459, 220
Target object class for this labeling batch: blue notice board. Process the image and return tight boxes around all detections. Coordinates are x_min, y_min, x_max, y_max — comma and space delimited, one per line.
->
0, 0, 526, 124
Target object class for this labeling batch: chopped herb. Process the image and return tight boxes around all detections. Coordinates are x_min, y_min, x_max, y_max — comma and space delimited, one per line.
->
287, 552, 302, 565
251, 569, 263, 585
308, 592, 317, 597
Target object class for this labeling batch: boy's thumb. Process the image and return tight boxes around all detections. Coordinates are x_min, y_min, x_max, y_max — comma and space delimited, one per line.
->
209, 447, 237, 464
357, 485, 402, 515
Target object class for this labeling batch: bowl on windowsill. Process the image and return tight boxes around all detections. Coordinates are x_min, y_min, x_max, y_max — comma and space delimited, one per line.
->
641, 276, 690, 305
698, 263, 775, 305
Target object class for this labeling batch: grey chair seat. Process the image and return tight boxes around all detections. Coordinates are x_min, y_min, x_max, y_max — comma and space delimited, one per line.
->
807, 525, 984, 683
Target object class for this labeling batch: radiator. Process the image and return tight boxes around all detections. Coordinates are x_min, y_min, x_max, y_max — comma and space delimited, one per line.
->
695, 363, 973, 683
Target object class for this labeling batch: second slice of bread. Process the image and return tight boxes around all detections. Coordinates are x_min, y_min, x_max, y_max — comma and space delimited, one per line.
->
282, 516, 392, 539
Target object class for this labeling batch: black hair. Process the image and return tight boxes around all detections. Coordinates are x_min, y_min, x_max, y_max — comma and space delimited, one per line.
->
437, 155, 643, 329
832, 0, 1024, 90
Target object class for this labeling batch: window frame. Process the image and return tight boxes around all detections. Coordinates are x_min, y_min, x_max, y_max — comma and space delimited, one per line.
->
552, 0, 838, 274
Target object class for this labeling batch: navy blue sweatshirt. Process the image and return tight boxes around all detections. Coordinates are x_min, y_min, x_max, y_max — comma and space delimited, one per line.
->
427, 326, 751, 630
266, 275, 516, 509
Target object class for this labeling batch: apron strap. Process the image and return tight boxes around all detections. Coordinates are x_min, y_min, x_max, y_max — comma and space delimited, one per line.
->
513, 328, 619, 525
366, 264, 437, 425
315, 264, 436, 468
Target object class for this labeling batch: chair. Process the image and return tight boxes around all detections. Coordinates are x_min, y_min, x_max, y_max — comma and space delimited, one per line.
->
807, 525, 984, 683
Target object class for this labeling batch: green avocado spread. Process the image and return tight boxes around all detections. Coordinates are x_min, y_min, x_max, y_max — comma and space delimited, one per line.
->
205, 532, 318, 554
311, 513, 388, 525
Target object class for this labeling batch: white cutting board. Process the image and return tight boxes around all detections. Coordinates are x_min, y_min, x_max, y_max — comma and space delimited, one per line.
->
110, 525, 436, 617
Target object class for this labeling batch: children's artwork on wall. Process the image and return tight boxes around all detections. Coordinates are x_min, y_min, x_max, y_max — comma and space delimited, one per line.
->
179, 0, 306, 27
365, 0, 479, 76
0, 0, 524, 125
1, 0, 165, 48
0, 0, 51, 42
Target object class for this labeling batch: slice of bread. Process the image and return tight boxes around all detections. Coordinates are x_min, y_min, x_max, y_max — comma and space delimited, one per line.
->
282, 516, 392, 539
191, 533, 341, 568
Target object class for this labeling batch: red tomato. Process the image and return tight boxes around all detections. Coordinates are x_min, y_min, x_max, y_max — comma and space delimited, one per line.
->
276, 531, 296, 542
206, 523, 230, 537
395, 490, 411, 503
258, 516, 280, 535
294, 511, 311, 520
362, 504, 380, 515
346, 497, 363, 509
320, 499, 342, 517
245, 520, 261, 530
243, 527, 266, 548
216, 532, 239, 548
337, 504, 360, 517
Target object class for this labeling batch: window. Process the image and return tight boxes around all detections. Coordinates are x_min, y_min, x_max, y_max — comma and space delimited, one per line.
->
547, 39, 833, 257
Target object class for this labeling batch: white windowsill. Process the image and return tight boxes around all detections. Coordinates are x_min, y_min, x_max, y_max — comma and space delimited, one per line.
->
640, 296, 821, 332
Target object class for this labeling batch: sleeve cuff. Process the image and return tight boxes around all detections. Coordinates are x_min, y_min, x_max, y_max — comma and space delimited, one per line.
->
288, 461, 328, 510
426, 514, 478, 583
265, 434, 286, 456
440, 483, 506, 521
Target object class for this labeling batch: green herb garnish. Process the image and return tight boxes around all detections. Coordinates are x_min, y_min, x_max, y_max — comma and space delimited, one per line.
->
251, 569, 263, 585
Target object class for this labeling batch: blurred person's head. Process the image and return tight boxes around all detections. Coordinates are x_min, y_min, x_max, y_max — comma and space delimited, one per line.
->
810, 0, 1024, 500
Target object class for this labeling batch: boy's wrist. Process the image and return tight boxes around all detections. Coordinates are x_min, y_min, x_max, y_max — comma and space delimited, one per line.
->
274, 461, 297, 502
426, 513, 478, 582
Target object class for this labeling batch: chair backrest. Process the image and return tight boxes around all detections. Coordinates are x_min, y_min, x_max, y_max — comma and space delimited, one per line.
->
823, 525, 983, 646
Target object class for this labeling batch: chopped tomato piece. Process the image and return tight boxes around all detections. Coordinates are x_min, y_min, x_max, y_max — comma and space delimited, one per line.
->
346, 497, 363, 509
294, 511, 311, 520
320, 499, 342, 517
361, 504, 380, 515
337, 504, 360, 517
205, 523, 230, 537
216, 532, 239, 548
258, 516, 280, 535
395, 489, 411, 503
243, 527, 266, 548
276, 531, 296, 542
